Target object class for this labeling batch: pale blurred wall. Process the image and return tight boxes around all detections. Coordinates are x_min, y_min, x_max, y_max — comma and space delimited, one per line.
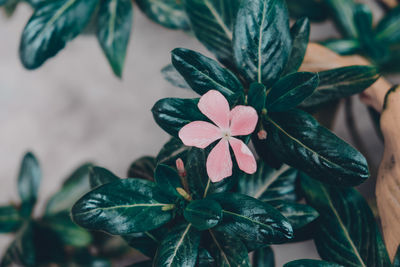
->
0, 0, 393, 265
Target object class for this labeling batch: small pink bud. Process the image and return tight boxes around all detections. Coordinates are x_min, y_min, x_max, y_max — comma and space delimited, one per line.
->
258, 130, 267, 140
176, 158, 186, 176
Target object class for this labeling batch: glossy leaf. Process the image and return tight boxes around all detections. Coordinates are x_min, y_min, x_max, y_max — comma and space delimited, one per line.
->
136, 0, 189, 30
300, 65, 379, 109
283, 17, 310, 75
19, 0, 98, 69
156, 138, 190, 165
209, 193, 293, 248
154, 164, 182, 199
197, 247, 216, 267
284, 259, 343, 267
97, 0, 133, 77
253, 246, 274, 267
207, 230, 250, 267
123, 228, 165, 258
153, 223, 201, 267
233, 0, 291, 87
161, 64, 190, 89
184, 0, 241, 65
45, 163, 92, 215
376, 5, 400, 44
321, 39, 361, 55
301, 174, 391, 267
152, 97, 207, 137
89, 166, 120, 189
260, 109, 369, 186
0, 205, 22, 233
324, 0, 357, 38
184, 199, 222, 230
248, 83, 266, 113
266, 72, 319, 112
18, 152, 41, 217
353, 4, 374, 42
71, 178, 174, 235
128, 156, 157, 181
286, 0, 328, 22
394, 245, 400, 267
171, 48, 244, 100
238, 161, 298, 202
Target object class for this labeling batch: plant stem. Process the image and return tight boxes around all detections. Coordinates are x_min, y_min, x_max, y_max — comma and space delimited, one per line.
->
203, 179, 211, 198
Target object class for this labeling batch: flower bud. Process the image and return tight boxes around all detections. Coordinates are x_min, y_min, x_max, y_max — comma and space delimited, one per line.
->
176, 158, 186, 176
258, 130, 267, 140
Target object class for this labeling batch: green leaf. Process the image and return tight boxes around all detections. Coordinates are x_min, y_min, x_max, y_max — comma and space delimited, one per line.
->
301, 174, 391, 267
19, 0, 98, 69
248, 83, 266, 113
89, 166, 120, 189
136, 0, 189, 30
260, 109, 369, 186
184, 0, 241, 66
268, 200, 319, 230
324, 0, 357, 38
209, 193, 293, 248
321, 39, 361, 55
45, 163, 92, 215
171, 48, 244, 100
286, 0, 328, 22
300, 65, 379, 110
0, 205, 22, 233
153, 223, 201, 267
376, 5, 400, 44
127, 260, 152, 267
123, 228, 165, 257
157, 138, 190, 165
353, 4, 374, 42
154, 164, 183, 199
128, 156, 157, 181
266, 72, 319, 112
97, 0, 133, 77
283, 17, 310, 75
184, 199, 222, 230
152, 97, 207, 137
207, 230, 250, 267
394, 245, 400, 267
18, 152, 41, 217
233, 0, 292, 87
162, 64, 190, 89
238, 161, 298, 202
284, 259, 343, 267
42, 212, 92, 247
197, 247, 216, 267
253, 246, 274, 267
71, 178, 174, 235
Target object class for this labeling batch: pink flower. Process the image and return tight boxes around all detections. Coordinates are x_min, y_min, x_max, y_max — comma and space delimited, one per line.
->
178, 90, 258, 183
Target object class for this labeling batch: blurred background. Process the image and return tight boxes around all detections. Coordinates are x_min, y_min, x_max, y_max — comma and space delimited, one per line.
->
0, 0, 398, 265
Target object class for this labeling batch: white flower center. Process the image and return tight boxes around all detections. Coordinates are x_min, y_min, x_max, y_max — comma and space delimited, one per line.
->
221, 129, 232, 140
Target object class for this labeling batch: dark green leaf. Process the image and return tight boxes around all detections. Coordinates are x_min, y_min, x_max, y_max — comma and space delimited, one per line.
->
90, 166, 120, 189
18, 152, 41, 217
153, 223, 201, 267
266, 72, 319, 112
0, 205, 21, 233
154, 164, 183, 199
45, 163, 92, 215
162, 64, 190, 89
184, 199, 222, 230
19, 0, 98, 69
253, 246, 274, 267
209, 193, 293, 248
353, 4, 374, 41
238, 161, 298, 202
376, 5, 400, 44
136, 0, 189, 30
71, 178, 174, 235
260, 109, 369, 186
197, 247, 216, 267
171, 48, 244, 100
286, 0, 328, 22
152, 97, 207, 137
42, 212, 92, 247
324, 0, 357, 38
300, 65, 379, 110
268, 200, 319, 230
283, 17, 310, 75
321, 39, 361, 55
123, 228, 165, 258
301, 174, 391, 267
128, 156, 157, 181
184, 0, 241, 65
233, 0, 291, 87
284, 259, 343, 267
207, 230, 250, 267
394, 245, 400, 267
127, 260, 152, 267
97, 0, 133, 77
248, 83, 266, 113
157, 138, 190, 165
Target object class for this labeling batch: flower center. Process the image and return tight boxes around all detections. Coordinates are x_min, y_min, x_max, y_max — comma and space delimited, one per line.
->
221, 129, 232, 140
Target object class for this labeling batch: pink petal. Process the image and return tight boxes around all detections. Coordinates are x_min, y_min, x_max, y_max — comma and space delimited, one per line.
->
179, 121, 221, 149
198, 90, 230, 129
230, 105, 258, 136
229, 137, 257, 174
207, 139, 232, 182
